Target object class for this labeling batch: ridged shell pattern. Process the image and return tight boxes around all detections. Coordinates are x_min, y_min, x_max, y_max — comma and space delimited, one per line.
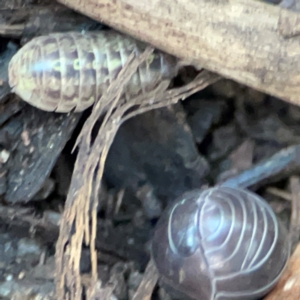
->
152, 187, 290, 300
8, 31, 179, 113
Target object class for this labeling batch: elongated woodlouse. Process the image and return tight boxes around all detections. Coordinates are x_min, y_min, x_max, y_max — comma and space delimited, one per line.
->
8, 31, 179, 113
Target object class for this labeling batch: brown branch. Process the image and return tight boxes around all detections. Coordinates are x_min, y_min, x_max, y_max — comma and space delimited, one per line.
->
0, 3, 100, 39
58, 0, 300, 106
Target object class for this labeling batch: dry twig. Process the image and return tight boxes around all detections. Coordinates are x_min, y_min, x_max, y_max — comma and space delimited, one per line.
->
54, 44, 219, 300
59, 0, 300, 107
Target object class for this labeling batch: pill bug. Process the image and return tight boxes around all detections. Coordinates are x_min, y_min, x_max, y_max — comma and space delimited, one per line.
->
152, 186, 290, 300
8, 30, 179, 113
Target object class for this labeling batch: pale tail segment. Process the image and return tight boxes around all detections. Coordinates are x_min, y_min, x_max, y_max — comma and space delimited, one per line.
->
8, 31, 179, 113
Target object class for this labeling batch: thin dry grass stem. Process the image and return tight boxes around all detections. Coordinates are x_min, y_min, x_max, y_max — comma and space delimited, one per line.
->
54, 46, 156, 300
266, 187, 293, 202
121, 70, 220, 124
55, 45, 220, 300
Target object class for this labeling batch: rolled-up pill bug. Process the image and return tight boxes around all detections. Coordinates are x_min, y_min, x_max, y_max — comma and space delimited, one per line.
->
8, 30, 179, 113
152, 186, 290, 300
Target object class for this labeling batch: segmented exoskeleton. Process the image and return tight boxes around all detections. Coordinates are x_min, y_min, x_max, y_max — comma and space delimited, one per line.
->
8, 30, 179, 113
152, 187, 291, 300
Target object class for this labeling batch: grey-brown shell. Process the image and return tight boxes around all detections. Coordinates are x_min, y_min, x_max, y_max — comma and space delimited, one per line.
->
8, 31, 179, 113
152, 187, 290, 300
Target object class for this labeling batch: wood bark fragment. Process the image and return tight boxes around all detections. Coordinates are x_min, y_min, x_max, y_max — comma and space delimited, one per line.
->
132, 259, 159, 300
59, 0, 300, 107
289, 176, 300, 251
0, 3, 101, 39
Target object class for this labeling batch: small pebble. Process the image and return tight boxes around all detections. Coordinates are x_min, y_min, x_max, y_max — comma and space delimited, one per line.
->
18, 271, 25, 279
5, 274, 13, 281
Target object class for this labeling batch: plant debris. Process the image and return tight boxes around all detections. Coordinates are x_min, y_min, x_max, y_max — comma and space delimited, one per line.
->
54, 44, 219, 299
1, 1, 300, 300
